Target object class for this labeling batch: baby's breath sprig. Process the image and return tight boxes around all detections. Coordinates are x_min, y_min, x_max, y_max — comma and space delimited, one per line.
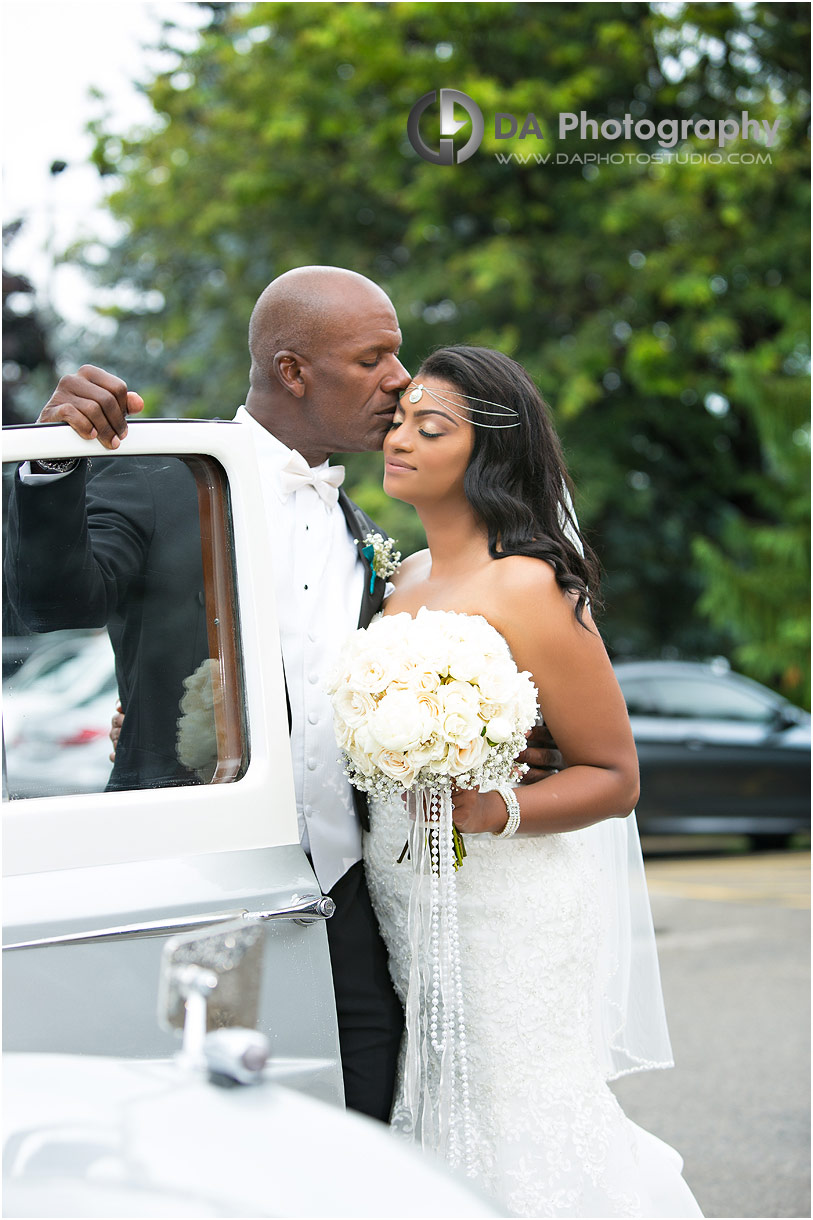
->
361, 532, 401, 594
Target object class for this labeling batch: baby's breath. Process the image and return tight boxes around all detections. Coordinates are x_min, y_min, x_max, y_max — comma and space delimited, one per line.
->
361, 532, 402, 582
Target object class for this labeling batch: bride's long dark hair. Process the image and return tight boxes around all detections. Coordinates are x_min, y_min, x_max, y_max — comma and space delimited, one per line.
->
418, 345, 600, 624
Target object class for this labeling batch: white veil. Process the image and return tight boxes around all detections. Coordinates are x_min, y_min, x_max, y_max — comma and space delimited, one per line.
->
561, 492, 672, 1078
582, 810, 674, 1080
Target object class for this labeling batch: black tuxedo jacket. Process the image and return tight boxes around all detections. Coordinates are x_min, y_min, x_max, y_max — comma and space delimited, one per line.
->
6, 456, 208, 790
6, 459, 388, 808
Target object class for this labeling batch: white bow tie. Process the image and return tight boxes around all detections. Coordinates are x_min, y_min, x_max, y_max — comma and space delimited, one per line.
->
279, 451, 345, 506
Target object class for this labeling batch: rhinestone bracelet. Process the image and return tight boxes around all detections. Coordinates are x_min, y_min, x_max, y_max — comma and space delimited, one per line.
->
492, 785, 521, 838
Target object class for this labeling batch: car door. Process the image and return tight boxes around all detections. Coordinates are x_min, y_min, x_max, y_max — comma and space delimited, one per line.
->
2, 421, 343, 1106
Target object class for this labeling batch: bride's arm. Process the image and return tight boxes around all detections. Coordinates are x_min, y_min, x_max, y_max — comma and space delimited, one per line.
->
451, 557, 639, 836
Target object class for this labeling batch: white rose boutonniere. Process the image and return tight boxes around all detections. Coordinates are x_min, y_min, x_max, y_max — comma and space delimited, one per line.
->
360, 532, 401, 595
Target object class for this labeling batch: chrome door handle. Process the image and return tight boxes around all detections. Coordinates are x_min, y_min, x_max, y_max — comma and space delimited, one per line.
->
3, 894, 334, 951
244, 894, 336, 925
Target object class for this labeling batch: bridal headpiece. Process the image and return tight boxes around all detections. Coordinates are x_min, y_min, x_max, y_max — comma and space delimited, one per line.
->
405, 383, 521, 429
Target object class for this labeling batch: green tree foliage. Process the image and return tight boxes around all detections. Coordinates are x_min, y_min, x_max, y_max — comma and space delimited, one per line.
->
3, 223, 57, 425
76, 1, 810, 703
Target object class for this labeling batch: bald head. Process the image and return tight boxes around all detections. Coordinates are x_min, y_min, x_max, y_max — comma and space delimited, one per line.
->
244, 266, 408, 463
248, 266, 394, 388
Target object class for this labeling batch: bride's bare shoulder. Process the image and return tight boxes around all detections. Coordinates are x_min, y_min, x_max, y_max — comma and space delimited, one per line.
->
487, 556, 595, 662
490, 554, 560, 598
391, 548, 431, 587
485, 554, 582, 631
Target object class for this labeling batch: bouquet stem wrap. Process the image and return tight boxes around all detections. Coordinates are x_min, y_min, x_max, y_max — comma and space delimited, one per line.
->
399, 787, 476, 1176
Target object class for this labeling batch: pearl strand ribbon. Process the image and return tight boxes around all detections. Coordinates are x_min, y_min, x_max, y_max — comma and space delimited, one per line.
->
400, 788, 476, 1175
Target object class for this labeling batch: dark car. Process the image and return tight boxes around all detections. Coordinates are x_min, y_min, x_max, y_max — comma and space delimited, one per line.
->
613, 660, 811, 847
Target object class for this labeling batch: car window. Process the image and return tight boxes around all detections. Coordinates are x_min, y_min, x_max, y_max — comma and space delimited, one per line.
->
616, 678, 658, 716
645, 675, 775, 723
2, 455, 247, 800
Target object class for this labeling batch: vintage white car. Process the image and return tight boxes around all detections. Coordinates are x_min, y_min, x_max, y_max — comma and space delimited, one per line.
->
2, 422, 496, 1216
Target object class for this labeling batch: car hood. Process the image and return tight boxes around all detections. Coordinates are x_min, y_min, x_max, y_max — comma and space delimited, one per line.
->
4, 1053, 498, 1218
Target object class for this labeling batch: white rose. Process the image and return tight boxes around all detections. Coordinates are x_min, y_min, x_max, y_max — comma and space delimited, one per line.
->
442, 679, 481, 707
479, 698, 510, 721
347, 748, 376, 779
441, 685, 485, 744
373, 747, 417, 787
335, 719, 356, 751
409, 734, 450, 773
511, 674, 540, 725
347, 650, 395, 694
446, 640, 489, 684
477, 665, 520, 704
484, 716, 514, 743
415, 689, 443, 730
450, 735, 490, 774
350, 722, 379, 770
333, 686, 377, 729
371, 689, 431, 752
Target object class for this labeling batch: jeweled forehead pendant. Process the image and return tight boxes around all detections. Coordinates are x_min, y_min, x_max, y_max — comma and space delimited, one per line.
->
405, 383, 521, 429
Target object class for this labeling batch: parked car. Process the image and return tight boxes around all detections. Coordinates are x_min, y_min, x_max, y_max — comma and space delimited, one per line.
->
614, 659, 811, 846
2, 634, 41, 681
3, 630, 117, 798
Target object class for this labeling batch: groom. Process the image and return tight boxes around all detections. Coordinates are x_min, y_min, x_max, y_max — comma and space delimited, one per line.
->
7, 266, 559, 1122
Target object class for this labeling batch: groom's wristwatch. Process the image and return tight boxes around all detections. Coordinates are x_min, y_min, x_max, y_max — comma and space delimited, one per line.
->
31, 458, 81, 474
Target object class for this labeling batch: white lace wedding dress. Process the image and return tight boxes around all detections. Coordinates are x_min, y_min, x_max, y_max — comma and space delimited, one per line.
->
362, 625, 703, 1217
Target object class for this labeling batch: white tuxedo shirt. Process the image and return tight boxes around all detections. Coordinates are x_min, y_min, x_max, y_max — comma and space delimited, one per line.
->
234, 407, 366, 892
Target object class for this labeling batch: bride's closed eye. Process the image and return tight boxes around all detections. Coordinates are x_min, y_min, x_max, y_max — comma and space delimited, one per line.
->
387, 420, 444, 439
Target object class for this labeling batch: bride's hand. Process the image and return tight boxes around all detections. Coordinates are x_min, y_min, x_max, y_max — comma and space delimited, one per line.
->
451, 787, 510, 834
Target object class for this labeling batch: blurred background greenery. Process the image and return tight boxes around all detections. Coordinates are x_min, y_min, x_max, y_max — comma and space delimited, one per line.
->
3, 1, 809, 705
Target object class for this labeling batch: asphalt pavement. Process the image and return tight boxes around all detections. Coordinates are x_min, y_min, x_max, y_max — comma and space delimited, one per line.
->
611, 844, 810, 1219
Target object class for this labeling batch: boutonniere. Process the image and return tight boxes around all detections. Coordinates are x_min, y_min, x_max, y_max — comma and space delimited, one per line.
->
360, 532, 401, 595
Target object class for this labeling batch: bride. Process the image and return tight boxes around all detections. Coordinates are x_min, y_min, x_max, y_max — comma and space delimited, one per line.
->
360, 346, 703, 1218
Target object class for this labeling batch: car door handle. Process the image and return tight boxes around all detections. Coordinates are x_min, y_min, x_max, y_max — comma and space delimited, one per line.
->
244, 894, 336, 925
682, 738, 706, 751
2, 894, 335, 951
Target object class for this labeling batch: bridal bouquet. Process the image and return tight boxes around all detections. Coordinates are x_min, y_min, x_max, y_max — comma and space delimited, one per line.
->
326, 606, 538, 810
